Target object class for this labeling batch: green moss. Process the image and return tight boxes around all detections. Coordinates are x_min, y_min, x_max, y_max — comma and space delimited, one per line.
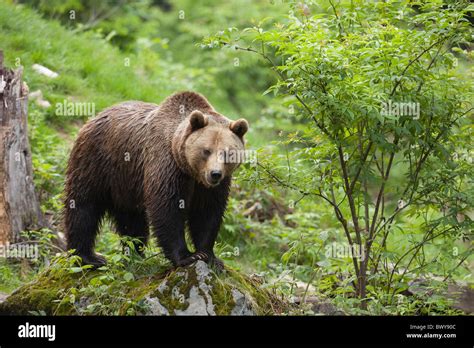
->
0, 255, 288, 315
0, 268, 77, 315
150, 269, 192, 312
209, 275, 236, 315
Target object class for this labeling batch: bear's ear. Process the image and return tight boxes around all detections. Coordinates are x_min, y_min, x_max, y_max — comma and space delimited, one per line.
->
230, 119, 249, 137
189, 110, 208, 131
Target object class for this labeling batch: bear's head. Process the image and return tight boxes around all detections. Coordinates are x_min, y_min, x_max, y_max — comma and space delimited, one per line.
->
173, 110, 249, 188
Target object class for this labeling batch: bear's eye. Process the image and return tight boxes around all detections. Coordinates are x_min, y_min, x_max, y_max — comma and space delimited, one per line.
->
202, 149, 211, 157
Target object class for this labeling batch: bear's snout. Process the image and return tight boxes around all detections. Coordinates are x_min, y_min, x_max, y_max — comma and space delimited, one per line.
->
210, 170, 222, 183
206, 169, 223, 187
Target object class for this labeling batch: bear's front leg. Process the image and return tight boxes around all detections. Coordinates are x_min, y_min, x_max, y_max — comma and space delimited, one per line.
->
151, 208, 191, 266
147, 195, 192, 266
145, 161, 196, 267
188, 178, 230, 271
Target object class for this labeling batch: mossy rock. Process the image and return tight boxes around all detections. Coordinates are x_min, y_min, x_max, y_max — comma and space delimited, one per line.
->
0, 256, 288, 316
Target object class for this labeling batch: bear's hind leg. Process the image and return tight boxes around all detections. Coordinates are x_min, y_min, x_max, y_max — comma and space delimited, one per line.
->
111, 210, 149, 256
65, 203, 106, 267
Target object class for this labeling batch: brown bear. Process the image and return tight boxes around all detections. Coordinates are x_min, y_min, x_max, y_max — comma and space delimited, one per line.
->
64, 91, 248, 269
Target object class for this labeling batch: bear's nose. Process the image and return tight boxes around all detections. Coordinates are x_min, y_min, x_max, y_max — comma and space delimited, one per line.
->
210, 170, 222, 182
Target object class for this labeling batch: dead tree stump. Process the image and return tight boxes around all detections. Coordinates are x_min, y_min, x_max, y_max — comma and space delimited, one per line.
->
0, 50, 45, 245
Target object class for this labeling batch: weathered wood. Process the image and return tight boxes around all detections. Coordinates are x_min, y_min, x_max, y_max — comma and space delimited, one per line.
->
0, 50, 45, 245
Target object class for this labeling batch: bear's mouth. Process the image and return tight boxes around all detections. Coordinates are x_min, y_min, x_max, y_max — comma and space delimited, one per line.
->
205, 178, 220, 188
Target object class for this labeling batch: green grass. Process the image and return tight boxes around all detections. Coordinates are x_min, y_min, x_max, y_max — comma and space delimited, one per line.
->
0, 3, 202, 112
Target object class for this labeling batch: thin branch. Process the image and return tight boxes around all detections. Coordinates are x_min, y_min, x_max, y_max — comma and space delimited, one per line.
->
338, 146, 362, 244
349, 140, 373, 193
387, 226, 456, 295
328, 0, 345, 36
390, 36, 449, 97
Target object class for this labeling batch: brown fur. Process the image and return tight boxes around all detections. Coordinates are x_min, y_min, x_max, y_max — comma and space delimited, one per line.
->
64, 91, 248, 267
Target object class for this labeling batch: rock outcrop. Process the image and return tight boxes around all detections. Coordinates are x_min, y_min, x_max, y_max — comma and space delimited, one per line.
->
0, 255, 288, 316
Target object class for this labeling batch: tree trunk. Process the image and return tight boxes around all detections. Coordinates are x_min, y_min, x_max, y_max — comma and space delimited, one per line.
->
0, 50, 45, 245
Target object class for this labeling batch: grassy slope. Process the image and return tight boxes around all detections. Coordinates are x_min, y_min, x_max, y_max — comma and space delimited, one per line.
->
0, 3, 206, 108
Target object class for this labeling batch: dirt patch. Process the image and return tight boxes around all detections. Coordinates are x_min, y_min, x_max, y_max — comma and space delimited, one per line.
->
447, 284, 474, 314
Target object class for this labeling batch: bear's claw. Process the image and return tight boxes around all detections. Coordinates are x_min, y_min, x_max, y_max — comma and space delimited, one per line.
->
176, 251, 225, 272
77, 253, 107, 269
176, 251, 208, 267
